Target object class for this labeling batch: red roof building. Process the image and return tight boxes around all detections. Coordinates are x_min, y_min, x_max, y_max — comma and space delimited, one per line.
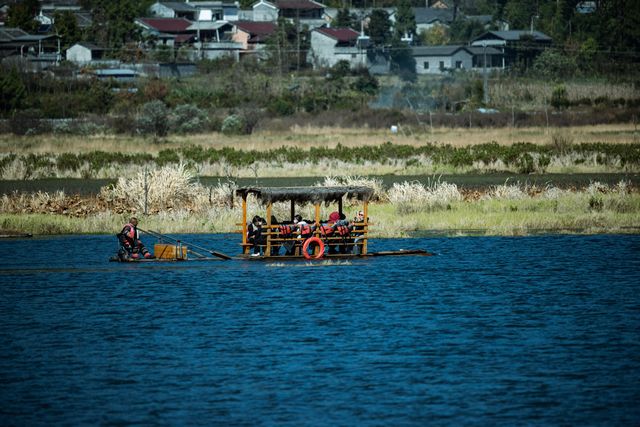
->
315, 27, 359, 44
232, 21, 277, 48
137, 18, 193, 33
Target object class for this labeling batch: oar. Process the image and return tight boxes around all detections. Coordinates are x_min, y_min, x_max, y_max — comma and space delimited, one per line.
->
139, 228, 232, 260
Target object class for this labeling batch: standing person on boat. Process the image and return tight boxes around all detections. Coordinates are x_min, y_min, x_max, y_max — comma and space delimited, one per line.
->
117, 217, 154, 260
247, 215, 265, 256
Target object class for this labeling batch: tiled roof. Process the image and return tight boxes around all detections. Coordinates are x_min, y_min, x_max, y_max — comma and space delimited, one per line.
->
413, 7, 454, 24
234, 20, 277, 36
477, 30, 552, 42
315, 27, 359, 43
159, 2, 196, 12
138, 18, 193, 32
412, 45, 465, 56
275, 0, 324, 10
0, 27, 29, 42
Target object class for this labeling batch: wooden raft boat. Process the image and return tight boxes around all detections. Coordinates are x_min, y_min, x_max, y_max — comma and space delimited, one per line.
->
235, 186, 433, 260
110, 185, 433, 262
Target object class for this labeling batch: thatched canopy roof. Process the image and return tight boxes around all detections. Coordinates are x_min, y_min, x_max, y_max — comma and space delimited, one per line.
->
236, 186, 374, 205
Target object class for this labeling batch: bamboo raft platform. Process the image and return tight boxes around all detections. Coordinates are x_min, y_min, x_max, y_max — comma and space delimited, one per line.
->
111, 186, 434, 262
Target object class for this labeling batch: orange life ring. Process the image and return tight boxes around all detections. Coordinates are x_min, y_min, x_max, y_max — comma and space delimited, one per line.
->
302, 237, 324, 260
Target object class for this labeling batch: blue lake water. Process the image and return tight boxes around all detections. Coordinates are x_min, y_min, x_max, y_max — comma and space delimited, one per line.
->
1, 234, 639, 425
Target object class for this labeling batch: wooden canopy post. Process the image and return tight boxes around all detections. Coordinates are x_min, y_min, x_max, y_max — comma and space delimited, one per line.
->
362, 200, 369, 254
290, 200, 295, 222
314, 202, 321, 256
314, 203, 320, 228
242, 194, 248, 254
265, 202, 272, 256
338, 198, 343, 216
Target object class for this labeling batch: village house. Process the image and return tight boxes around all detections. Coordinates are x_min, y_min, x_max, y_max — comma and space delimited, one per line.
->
412, 44, 503, 75
413, 7, 454, 33
252, 0, 326, 29
150, 1, 239, 22
0, 26, 60, 67
65, 42, 111, 65
308, 27, 366, 70
149, 2, 197, 20
471, 30, 552, 67
136, 17, 195, 47
231, 20, 277, 57
35, 0, 90, 32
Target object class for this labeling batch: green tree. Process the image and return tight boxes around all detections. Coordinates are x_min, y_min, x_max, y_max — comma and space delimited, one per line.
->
265, 18, 299, 72
0, 67, 27, 114
532, 49, 576, 79
6, 0, 40, 33
576, 37, 597, 71
394, 0, 416, 40
390, 36, 416, 81
449, 19, 485, 43
368, 9, 391, 46
53, 10, 81, 49
503, 0, 536, 30
351, 71, 379, 96
84, 0, 153, 49
420, 25, 450, 45
334, 8, 356, 30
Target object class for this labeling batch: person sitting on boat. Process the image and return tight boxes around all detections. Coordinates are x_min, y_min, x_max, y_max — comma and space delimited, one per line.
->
117, 217, 154, 260
294, 214, 314, 239
319, 211, 341, 254
278, 218, 297, 256
247, 215, 265, 256
333, 212, 353, 254
293, 214, 316, 256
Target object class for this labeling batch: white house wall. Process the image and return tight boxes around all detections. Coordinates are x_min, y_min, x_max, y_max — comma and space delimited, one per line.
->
415, 50, 472, 74
309, 31, 338, 68
253, 3, 277, 21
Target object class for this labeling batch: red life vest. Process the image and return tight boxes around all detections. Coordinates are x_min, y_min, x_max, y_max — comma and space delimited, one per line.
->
336, 225, 351, 236
320, 225, 334, 236
279, 225, 293, 236
120, 223, 138, 246
299, 223, 312, 236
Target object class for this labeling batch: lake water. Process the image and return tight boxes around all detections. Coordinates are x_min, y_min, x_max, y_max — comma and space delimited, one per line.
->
1, 234, 639, 425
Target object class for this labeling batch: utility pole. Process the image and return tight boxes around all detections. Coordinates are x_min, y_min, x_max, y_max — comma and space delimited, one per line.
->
483, 42, 489, 105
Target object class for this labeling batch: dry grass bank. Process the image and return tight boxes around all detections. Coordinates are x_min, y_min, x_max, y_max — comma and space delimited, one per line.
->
1, 171, 638, 237
1, 124, 638, 155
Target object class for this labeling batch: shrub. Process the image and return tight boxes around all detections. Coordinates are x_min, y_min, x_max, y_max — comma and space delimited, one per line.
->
9, 109, 49, 135
221, 114, 246, 135
137, 100, 169, 137
515, 152, 535, 174
551, 84, 570, 110
170, 104, 208, 134
533, 50, 577, 79
267, 96, 295, 116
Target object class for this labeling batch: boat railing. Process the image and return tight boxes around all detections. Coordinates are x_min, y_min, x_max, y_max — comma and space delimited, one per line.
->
236, 222, 369, 256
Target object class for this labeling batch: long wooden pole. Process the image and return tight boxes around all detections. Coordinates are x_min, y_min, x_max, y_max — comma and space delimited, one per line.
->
363, 201, 368, 254
266, 202, 272, 256
242, 195, 248, 254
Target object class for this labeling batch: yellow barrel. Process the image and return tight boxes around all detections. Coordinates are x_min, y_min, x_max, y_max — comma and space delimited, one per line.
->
154, 243, 187, 260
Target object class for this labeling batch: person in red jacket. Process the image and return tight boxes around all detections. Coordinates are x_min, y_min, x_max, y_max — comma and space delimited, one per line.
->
117, 217, 154, 260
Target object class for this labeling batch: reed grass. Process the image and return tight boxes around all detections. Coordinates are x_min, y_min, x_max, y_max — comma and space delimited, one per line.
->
2, 176, 638, 237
